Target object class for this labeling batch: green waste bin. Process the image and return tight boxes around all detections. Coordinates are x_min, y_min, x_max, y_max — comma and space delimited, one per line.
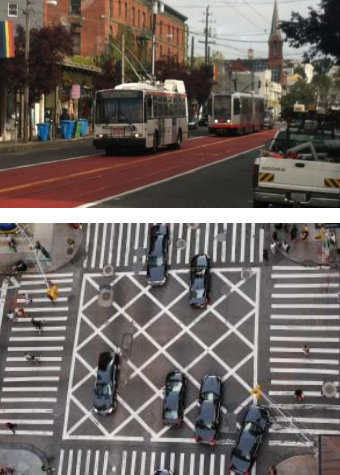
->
74, 121, 82, 138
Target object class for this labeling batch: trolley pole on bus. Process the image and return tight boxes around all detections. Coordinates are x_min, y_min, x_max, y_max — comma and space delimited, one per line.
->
151, 0, 157, 78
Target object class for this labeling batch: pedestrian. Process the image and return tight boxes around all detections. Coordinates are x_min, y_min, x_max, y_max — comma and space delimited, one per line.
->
46, 281, 59, 303
269, 466, 277, 475
35, 240, 50, 259
31, 318, 43, 334
302, 344, 310, 356
263, 249, 269, 261
5, 422, 17, 434
270, 241, 277, 255
282, 241, 290, 253
41, 464, 57, 473
294, 388, 305, 401
6, 311, 17, 322
290, 224, 298, 241
24, 352, 40, 364
12, 260, 27, 272
272, 231, 278, 242
301, 224, 309, 242
14, 307, 26, 318
21, 292, 33, 305
6, 235, 17, 252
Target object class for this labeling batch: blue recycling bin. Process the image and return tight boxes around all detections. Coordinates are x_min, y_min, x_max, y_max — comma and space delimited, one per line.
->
37, 123, 50, 142
60, 120, 76, 139
78, 118, 88, 137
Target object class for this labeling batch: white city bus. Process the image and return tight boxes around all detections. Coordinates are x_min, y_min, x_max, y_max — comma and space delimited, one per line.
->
93, 80, 188, 155
208, 92, 265, 135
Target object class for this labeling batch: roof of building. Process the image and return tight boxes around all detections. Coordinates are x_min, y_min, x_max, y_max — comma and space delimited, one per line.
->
164, 3, 187, 23
269, 0, 282, 42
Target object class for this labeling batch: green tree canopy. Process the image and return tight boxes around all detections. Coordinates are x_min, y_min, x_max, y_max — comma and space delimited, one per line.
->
280, 80, 316, 110
280, 0, 340, 64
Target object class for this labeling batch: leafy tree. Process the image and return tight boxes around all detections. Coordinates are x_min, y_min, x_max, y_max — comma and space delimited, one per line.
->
293, 65, 306, 79
280, 0, 340, 63
95, 57, 121, 90
0, 25, 73, 105
280, 80, 316, 110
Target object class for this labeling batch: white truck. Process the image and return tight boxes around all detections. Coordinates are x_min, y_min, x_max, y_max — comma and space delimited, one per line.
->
253, 112, 340, 207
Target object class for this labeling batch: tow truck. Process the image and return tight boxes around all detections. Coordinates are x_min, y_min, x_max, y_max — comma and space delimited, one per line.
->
253, 109, 340, 207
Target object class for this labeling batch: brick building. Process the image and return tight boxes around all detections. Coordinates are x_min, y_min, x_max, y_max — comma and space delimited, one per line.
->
45, 0, 188, 64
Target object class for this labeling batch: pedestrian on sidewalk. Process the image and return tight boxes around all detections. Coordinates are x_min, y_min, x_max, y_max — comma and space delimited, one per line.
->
294, 388, 305, 401
282, 241, 290, 253
31, 318, 43, 334
6, 235, 17, 252
6, 311, 17, 322
290, 224, 298, 241
41, 464, 57, 473
21, 292, 33, 305
5, 422, 17, 434
269, 466, 277, 475
270, 241, 277, 255
0, 466, 14, 474
35, 240, 50, 259
11, 260, 27, 273
301, 224, 309, 242
302, 344, 310, 356
263, 249, 269, 261
24, 352, 40, 364
14, 306, 26, 318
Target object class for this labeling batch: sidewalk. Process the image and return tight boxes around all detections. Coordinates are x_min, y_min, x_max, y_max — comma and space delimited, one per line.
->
0, 444, 53, 475
0, 223, 83, 275
269, 224, 340, 267
276, 454, 317, 475
0, 135, 93, 154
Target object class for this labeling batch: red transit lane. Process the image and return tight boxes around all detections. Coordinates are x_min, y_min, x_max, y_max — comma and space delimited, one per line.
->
0, 130, 275, 207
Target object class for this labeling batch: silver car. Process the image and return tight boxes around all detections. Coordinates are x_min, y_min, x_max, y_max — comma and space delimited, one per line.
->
263, 110, 274, 129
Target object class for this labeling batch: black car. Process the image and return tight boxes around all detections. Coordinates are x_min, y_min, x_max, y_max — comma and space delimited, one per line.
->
229, 406, 271, 474
199, 114, 208, 126
147, 224, 169, 286
190, 254, 211, 308
195, 375, 222, 445
153, 471, 172, 475
163, 370, 186, 426
94, 352, 120, 415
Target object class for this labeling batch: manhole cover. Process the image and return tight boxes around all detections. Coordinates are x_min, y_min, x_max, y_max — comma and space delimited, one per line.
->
322, 381, 337, 398
98, 285, 114, 307
103, 264, 114, 276
216, 231, 228, 242
187, 223, 200, 230
176, 238, 187, 249
241, 268, 253, 280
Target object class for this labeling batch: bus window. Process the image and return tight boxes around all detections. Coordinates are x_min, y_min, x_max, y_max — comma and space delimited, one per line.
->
146, 95, 153, 119
233, 98, 240, 116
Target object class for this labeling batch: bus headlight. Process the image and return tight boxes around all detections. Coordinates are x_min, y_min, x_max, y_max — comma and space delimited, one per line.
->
96, 134, 104, 138
214, 119, 218, 124
133, 133, 142, 138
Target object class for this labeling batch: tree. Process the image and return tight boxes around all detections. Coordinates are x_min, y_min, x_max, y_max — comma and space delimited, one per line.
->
95, 57, 121, 90
280, 0, 340, 64
293, 66, 306, 79
0, 25, 73, 105
280, 80, 316, 110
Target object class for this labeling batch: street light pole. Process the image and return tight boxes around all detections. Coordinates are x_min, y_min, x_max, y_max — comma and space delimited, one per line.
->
23, 0, 31, 143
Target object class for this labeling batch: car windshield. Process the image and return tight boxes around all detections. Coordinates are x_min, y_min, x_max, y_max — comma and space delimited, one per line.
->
245, 421, 262, 435
95, 384, 112, 397
148, 255, 164, 266
214, 95, 231, 118
202, 392, 216, 402
197, 418, 213, 429
234, 447, 251, 462
164, 409, 178, 419
95, 91, 143, 124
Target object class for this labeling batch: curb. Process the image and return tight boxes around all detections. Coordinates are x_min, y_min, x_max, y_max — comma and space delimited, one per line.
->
0, 136, 94, 154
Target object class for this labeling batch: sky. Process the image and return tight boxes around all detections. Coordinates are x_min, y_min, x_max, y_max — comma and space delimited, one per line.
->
170, 0, 321, 61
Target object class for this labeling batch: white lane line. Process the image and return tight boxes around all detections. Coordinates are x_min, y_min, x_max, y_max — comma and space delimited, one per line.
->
15, 317, 68, 322
271, 380, 337, 386
3, 377, 59, 382
149, 452, 155, 475
0, 408, 54, 413
142, 223, 148, 265
124, 223, 132, 267
269, 391, 336, 397
75, 449, 82, 475
9, 337, 66, 341
17, 297, 68, 303
67, 449, 74, 475
23, 307, 69, 312
272, 293, 339, 299
209, 453, 215, 475
199, 453, 205, 475
269, 440, 315, 448
271, 273, 338, 279
272, 266, 325, 270
270, 325, 340, 332
275, 283, 339, 288
270, 314, 340, 320
221, 224, 227, 263
0, 429, 53, 436
270, 357, 338, 365
120, 451, 127, 475
270, 429, 340, 435
140, 452, 146, 475
91, 223, 99, 269
213, 223, 218, 262
130, 450, 137, 475
160, 452, 166, 470
11, 327, 66, 332
99, 223, 107, 269
194, 226, 201, 255
0, 418, 53, 424
170, 453, 175, 472
231, 223, 237, 262
190, 453, 195, 475
108, 223, 115, 265
185, 226, 192, 264
103, 450, 109, 475
0, 397, 56, 402
2, 386, 59, 391
176, 223, 184, 264
7, 356, 62, 361
270, 336, 339, 342
259, 227, 264, 262
5, 367, 61, 372
20, 279, 73, 285
270, 368, 339, 374
179, 452, 185, 475
58, 449, 65, 475
204, 223, 210, 255
8, 346, 64, 351
17, 288, 71, 295
250, 223, 255, 263
240, 223, 246, 263
168, 223, 175, 265
21, 273, 72, 279
272, 304, 339, 308
84, 449, 91, 475
270, 347, 340, 354
116, 223, 124, 267
133, 223, 141, 264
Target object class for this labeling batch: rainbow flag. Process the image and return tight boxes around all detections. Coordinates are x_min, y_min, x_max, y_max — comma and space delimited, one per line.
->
0, 21, 15, 58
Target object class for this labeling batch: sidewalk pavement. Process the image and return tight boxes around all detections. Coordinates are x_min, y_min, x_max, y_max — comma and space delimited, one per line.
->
0, 135, 93, 154
269, 223, 340, 267
276, 454, 317, 475
0, 443, 53, 475
0, 223, 83, 275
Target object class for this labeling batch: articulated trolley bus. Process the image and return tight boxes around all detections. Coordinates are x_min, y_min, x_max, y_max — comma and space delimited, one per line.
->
208, 92, 265, 135
93, 80, 188, 155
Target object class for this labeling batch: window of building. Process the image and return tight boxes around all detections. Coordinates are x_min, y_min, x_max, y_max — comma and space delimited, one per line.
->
70, 0, 81, 14
137, 9, 140, 28
71, 32, 81, 54
131, 7, 135, 25
118, 0, 122, 17
8, 3, 18, 17
109, 0, 113, 18
159, 21, 163, 38
142, 12, 146, 28
125, 2, 128, 21
272, 42, 278, 55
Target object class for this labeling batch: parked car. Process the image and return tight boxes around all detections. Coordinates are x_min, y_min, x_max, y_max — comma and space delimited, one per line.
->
188, 115, 199, 129
163, 370, 187, 426
147, 224, 169, 286
199, 114, 208, 126
154, 471, 172, 475
94, 351, 120, 415
195, 375, 223, 445
189, 254, 211, 308
263, 110, 274, 129
229, 405, 271, 474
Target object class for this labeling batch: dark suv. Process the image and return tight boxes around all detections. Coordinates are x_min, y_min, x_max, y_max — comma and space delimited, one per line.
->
195, 375, 223, 445
94, 352, 120, 415
147, 224, 169, 286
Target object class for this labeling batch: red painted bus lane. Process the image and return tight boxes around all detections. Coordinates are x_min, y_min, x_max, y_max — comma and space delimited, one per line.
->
0, 131, 274, 207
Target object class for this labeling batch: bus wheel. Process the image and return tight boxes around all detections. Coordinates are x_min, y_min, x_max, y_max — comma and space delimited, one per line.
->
105, 148, 114, 156
175, 130, 182, 149
152, 133, 159, 153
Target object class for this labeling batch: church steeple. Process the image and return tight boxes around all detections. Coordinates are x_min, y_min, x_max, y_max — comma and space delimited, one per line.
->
269, 0, 282, 42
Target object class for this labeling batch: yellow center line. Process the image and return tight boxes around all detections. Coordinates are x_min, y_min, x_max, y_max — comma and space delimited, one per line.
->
0, 132, 268, 195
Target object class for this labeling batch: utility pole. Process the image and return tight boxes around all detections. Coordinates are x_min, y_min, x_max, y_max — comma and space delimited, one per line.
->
151, 0, 157, 79
190, 36, 194, 71
198, 6, 215, 67
121, 34, 125, 84
23, 0, 31, 143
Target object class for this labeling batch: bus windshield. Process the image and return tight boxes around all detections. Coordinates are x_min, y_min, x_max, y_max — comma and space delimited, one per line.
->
214, 95, 231, 119
95, 91, 143, 124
